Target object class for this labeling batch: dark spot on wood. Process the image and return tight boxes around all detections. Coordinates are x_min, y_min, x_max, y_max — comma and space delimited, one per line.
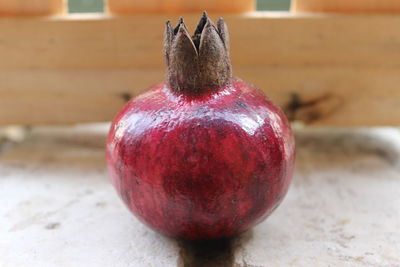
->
178, 238, 234, 267
304, 110, 321, 122
284, 93, 341, 123
45, 222, 60, 230
284, 93, 302, 121
120, 92, 132, 102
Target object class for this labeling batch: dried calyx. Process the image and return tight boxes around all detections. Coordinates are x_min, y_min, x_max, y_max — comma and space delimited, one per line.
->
164, 12, 232, 95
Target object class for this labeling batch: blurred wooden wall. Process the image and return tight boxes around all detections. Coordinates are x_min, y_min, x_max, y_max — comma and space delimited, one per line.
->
0, 0, 400, 126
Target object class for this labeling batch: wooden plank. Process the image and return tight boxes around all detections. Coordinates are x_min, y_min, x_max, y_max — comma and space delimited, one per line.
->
1, 67, 400, 126
0, 0, 64, 16
1, 13, 400, 126
1, 13, 400, 69
108, 0, 255, 14
292, 0, 400, 14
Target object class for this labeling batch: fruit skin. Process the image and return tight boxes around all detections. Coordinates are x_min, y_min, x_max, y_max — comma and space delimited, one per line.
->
106, 78, 295, 240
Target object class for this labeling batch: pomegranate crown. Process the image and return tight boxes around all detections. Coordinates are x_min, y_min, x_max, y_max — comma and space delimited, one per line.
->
164, 12, 232, 95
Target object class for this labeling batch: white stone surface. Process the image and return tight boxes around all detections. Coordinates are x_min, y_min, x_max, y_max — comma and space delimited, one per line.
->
1, 125, 400, 267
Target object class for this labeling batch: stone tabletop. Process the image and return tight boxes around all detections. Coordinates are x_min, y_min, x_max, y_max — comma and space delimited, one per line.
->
1, 125, 399, 267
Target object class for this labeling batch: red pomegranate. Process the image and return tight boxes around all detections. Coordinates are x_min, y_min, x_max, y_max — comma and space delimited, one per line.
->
106, 12, 295, 240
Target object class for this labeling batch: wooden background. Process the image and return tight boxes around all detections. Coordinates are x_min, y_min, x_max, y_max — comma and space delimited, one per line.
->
1, 0, 400, 126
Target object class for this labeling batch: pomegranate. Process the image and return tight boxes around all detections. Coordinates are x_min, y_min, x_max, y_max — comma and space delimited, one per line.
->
106, 12, 295, 240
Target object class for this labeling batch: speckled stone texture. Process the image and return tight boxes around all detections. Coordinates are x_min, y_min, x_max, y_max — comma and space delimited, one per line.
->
1, 125, 399, 266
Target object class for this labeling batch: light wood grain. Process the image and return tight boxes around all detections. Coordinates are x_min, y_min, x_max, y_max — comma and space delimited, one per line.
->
1, 67, 400, 126
292, 0, 400, 13
0, 0, 64, 16
1, 13, 400, 69
107, 0, 255, 14
1, 13, 400, 126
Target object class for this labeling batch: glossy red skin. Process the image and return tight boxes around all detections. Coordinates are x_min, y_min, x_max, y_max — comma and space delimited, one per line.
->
106, 78, 295, 240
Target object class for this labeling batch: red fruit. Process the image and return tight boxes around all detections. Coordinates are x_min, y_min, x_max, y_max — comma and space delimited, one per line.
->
106, 13, 295, 240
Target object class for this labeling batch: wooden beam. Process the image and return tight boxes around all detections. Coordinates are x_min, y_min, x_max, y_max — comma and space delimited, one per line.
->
107, 0, 255, 14
0, 0, 64, 16
1, 12, 400, 126
292, 0, 400, 14
2, 67, 400, 126
1, 13, 400, 69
